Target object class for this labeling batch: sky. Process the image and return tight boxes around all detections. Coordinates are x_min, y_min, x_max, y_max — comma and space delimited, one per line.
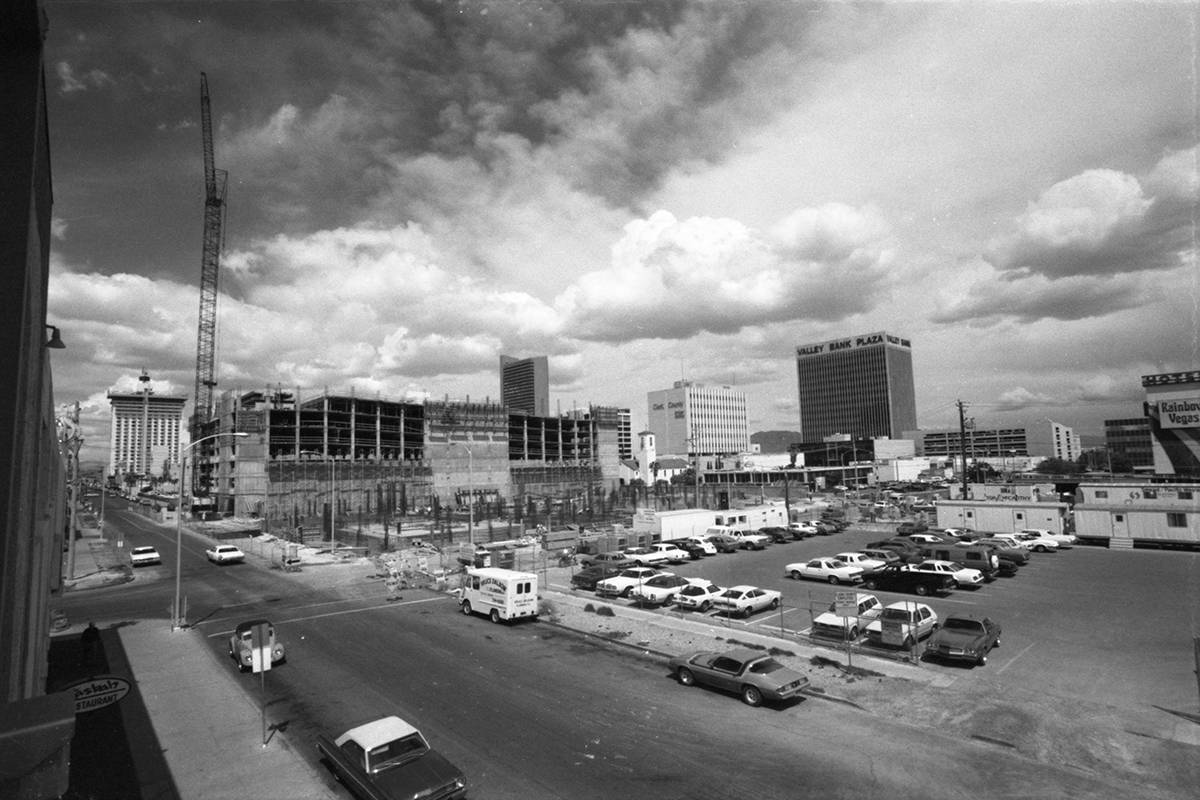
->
42, 1, 1200, 467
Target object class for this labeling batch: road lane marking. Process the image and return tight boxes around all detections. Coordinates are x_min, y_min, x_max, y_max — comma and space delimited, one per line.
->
995, 641, 1034, 674
201, 595, 446, 636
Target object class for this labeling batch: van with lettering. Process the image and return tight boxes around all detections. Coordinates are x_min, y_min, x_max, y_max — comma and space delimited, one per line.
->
458, 567, 539, 624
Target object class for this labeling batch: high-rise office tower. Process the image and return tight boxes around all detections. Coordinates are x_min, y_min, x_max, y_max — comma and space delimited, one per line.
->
647, 381, 749, 456
795, 331, 917, 441
499, 355, 549, 416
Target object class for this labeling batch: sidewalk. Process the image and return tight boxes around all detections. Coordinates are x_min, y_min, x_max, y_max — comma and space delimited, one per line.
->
116, 623, 340, 800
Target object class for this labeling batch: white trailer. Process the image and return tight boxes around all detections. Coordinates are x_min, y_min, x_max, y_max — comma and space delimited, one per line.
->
631, 508, 718, 541
459, 567, 538, 623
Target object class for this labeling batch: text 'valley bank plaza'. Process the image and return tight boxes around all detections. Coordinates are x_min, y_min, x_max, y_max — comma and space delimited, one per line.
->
795, 331, 917, 441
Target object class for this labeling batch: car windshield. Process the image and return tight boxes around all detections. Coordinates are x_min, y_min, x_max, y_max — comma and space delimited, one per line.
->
746, 658, 784, 675
948, 562, 966, 570
369, 733, 429, 772
133, 547, 154, 554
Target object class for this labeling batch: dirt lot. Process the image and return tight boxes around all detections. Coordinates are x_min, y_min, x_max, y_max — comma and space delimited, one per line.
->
537, 589, 1200, 799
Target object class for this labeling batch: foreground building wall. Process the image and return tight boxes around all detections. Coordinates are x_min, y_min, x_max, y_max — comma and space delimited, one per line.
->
1074, 482, 1200, 548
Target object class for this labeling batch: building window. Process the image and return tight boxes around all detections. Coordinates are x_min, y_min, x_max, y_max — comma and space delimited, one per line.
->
1167, 512, 1187, 528
1095, 490, 1108, 499
1179, 490, 1193, 500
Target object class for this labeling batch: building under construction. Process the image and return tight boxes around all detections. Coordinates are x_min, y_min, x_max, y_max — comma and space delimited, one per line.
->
197, 387, 627, 538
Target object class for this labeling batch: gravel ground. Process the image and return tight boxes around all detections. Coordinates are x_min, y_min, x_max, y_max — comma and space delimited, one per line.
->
537, 585, 1200, 799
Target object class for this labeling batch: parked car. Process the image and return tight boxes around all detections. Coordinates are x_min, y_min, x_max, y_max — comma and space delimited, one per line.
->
812, 520, 842, 535
129, 546, 161, 567
909, 559, 985, 588
711, 585, 782, 618
675, 540, 709, 560
622, 546, 672, 567
866, 601, 939, 648
981, 533, 1032, 551
811, 592, 882, 639
924, 614, 1002, 666
669, 647, 810, 706
595, 566, 668, 598
907, 533, 948, 545
943, 527, 971, 538
569, 564, 625, 591
674, 579, 723, 612
861, 563, 955, 596
579, 551, 632, 568
789, 522, 820, 537
896, 521, 929, 535
227, 619, 286, 672
1017, 527, 1076, 548
974, 538, 1031, 564
819, 516, 850, 531
648, 542, 692, 564
858, 548, 903, 567
205, 544, 245, 564
683, 536, 717, 556
729, 530, 771, 550
786, 557, 864, 585
758, 526, 793, 544
921, 544, 1002, 581
316, 716, 467, 800
628, 573, 692, 606
1011, 531, 1060, 553
866, 539, 924, 562
833, 551, 888, 573
704, 533, 742, 553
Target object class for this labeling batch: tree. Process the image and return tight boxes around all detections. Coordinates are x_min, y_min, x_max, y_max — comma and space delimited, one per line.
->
1035, 458, 1081, 475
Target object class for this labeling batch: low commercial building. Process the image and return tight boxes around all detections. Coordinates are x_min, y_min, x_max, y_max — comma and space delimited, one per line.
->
1073, 481, 1200, 549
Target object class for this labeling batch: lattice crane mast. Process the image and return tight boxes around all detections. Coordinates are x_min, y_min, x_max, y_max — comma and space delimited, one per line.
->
192, 71, 227, 442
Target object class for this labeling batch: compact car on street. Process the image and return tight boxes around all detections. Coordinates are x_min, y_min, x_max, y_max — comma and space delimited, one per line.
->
227, 619, 286, 672
129, 546, 161, 567
669, 648, 810, 707
205, 544, 245, 564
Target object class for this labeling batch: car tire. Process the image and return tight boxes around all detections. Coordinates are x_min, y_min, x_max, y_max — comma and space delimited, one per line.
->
1035, 545, 1047, 553
677, 667, 695, 686
914, 584, 929, 596
864, 578, 878, 590
700, 600, 712, 612
827, 575, 840, 585
460, 601, 472, 615
847, 626, 859, 639
489, 609, 501, 624
741, 685, 763, 707
790, 570, 802, 580
769, 598, 779, 610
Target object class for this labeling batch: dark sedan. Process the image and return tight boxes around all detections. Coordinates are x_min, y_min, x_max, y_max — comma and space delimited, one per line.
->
669, 648, 810, 707
569, 565, 625, 591
924, 614, 1002, 666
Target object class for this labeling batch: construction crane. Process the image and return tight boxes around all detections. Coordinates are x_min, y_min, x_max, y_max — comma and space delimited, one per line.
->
192, 71, 227, 443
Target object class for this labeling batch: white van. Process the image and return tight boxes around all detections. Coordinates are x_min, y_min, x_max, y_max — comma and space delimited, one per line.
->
459, 567, 538, 623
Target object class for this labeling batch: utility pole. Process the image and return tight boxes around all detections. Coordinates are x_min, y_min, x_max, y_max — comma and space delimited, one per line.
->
957, 400, 970, 500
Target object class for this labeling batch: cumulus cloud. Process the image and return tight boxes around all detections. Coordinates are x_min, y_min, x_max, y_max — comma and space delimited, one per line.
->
557, 205, 895, 342
55, 61, 112, 93
986, 150, 1196, 279
931, 271, 1157, 325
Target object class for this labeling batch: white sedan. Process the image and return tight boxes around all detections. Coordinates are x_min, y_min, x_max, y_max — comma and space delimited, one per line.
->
628, 573, 691, 606
811, 592, 883, 639
623, 546, 672, 566
674, 579, 723, 612
909, 559, 985, 588
711, 585, 781, 618
649, 543, 692, 564
205, 544, 245, 564
789, 522, 820, 536
595, 566, 668, 598
786, 558, 865, 585
1011, 531, 1061, 552
129, 546, 161, 567
833, 551, 887, 572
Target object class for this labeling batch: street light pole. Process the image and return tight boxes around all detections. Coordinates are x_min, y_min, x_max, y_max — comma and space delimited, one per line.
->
174, 431, 248, 630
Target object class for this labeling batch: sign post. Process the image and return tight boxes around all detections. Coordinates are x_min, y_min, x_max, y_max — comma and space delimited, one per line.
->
250, 622, 272, 747
835, 591, 857, 667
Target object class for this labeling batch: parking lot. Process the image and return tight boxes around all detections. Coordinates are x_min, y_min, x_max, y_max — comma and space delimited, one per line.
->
568, 526, 1200, 715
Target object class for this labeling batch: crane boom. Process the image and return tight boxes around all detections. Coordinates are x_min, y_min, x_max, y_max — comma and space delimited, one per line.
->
192, 71, 226, 442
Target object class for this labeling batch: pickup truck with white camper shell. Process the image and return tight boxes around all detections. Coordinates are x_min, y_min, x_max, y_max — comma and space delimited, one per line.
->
458, 567, 538, 623
316, 715, 467, 800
